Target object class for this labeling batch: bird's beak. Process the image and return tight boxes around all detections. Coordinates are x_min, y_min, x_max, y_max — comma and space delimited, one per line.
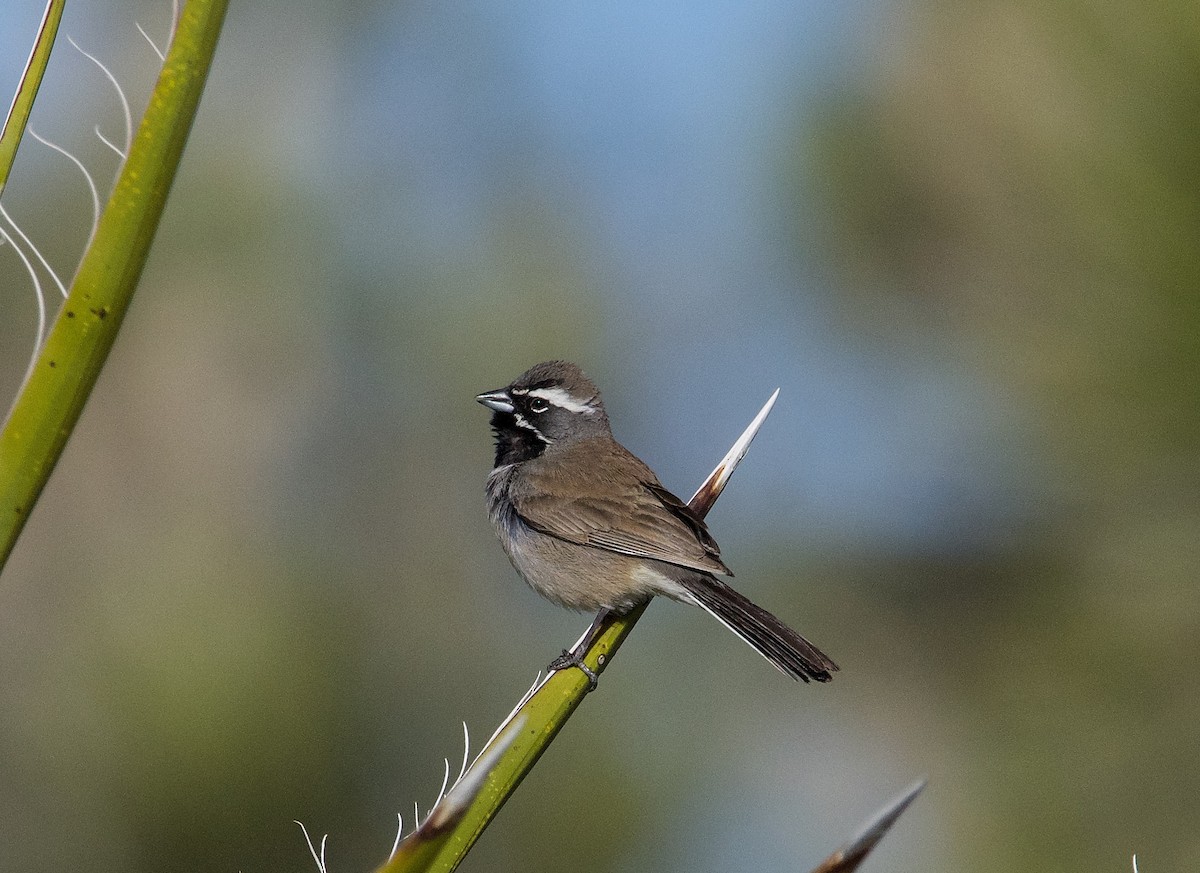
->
476, 389, 515, 414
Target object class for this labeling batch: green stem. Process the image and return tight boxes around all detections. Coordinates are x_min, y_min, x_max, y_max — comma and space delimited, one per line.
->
0, 0, 64, 196
0, 0, 229, 570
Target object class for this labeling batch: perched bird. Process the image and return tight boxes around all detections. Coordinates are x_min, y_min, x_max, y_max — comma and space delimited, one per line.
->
477, 360, 837, 686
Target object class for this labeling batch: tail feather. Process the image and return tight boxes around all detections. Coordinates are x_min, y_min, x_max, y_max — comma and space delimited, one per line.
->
679, 576, 837, 683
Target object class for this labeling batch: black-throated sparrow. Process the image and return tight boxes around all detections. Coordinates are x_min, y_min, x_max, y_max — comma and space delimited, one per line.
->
477, 360, 837, 685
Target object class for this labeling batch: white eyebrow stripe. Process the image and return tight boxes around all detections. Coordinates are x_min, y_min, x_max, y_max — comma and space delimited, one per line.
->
526, 387, 598, 415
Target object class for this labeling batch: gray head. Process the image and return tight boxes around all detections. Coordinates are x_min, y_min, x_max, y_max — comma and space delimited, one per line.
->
477, 361, 611, 463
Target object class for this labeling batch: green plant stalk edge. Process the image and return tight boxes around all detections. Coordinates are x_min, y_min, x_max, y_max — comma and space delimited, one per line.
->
0, 0, 64, 196
0, 0, 230, 570
420, 606, 645, 873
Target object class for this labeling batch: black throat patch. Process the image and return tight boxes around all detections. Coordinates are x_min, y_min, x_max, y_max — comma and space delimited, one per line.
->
490, 411, 547, 466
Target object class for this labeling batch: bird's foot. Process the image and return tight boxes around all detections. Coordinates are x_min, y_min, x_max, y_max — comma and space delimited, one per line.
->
548, 648, 599, 691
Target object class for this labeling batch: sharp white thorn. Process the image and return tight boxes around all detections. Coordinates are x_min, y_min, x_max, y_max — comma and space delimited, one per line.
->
294, 821, 328, 873
844, 778, 926, 854
457, 721, 470, 784
135, 21, 165, 61
436, 757, 451, 805
66, 35, 133, 157
28, 127, 102, 252
476, 671, 546, 767
431, 715, 526, 827
689, 388, 779, 506
1, 156, 71, 297
389, 813, 404, 859
0, 215, 47, 387
93, 125, 126, 160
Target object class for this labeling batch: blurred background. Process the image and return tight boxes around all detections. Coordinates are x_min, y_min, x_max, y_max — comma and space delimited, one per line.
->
2, 0, 1197, 870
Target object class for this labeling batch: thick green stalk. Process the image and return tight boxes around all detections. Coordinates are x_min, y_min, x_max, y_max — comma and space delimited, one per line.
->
0, 0, 229, 570
414, 605, 645, 871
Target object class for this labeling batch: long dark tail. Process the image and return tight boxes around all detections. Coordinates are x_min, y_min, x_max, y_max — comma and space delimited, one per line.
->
679, 576, 838, 682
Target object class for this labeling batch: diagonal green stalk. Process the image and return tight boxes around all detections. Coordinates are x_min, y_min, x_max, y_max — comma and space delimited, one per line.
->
0, 0, 64, 196
0, 0, 229, 571
379, 391, 781, 873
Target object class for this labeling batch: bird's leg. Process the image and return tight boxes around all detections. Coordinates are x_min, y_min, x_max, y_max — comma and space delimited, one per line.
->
548, 607, 612, 690
549, 649, 598, 691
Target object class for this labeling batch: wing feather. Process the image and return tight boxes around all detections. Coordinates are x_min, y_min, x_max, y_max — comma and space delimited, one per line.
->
511, 443, 731, 576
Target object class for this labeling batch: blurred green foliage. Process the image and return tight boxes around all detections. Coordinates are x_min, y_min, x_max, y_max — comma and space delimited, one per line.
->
1, 0, 1197, 872
800, 0, 1200, 870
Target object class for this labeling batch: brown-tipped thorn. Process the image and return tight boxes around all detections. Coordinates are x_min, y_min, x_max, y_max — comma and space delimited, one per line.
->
809, 779, 926, 873
689, 388, 779, 518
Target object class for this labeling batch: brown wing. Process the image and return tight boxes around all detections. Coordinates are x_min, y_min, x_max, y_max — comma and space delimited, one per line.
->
511, 440, 732, 576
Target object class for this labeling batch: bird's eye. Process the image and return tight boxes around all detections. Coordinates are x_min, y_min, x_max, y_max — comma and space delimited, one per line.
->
528, 398, 550, 413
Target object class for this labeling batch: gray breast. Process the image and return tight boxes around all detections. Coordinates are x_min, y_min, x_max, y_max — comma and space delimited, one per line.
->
485, 464, 527, 546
